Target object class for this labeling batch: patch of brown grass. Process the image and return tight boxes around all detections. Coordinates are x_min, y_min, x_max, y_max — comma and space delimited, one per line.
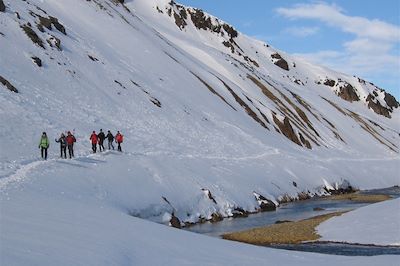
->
222, 212, 346, 245
326, 193, 390, 203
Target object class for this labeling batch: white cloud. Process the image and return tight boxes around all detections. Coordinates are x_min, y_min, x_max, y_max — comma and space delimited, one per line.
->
343, 38, 392, 54
293, 50, 397, 74
292, 50, 342, 71
276, 2, 400, 92
284, 26, 319, 37
276, 3, 400, 42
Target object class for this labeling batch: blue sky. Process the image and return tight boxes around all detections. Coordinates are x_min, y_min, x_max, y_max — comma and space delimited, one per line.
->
178, 0, 400, 98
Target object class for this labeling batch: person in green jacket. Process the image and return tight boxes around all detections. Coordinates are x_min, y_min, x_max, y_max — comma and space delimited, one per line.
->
39, 132, 50, 160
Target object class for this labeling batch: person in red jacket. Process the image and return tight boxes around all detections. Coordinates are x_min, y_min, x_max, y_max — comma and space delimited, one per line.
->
66, 131, 76, 159
90, 131, 98, 153
115, 131, 123, 152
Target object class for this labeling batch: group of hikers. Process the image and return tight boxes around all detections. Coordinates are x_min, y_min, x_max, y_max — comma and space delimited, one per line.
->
38, 130, 124, 160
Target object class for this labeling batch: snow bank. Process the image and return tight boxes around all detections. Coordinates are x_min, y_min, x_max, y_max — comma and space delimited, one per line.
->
317, 198, 400, 246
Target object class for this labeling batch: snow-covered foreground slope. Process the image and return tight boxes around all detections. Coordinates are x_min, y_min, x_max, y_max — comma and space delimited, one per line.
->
317, 198, 400, 246
1, 152, 399, 265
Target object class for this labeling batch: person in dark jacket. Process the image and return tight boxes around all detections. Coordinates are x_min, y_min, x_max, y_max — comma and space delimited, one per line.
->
38, 132, 50, 160
97, 129, 106, 152
66, 131, 76, 159
90, 131, 98, 153
115, 131, 123, 152
106, 130, 114, 150
55, 133, 67, 159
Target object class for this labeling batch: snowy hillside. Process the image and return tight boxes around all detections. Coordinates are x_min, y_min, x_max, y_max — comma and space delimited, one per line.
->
0, 0, 400, 263
1, 0, 399, 221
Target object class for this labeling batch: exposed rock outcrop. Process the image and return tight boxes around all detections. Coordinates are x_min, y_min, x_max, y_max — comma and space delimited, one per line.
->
244, 56, 259, 67
88, 55, 99, 62
299, 133, 311, 149
0, 0, 6, 12
31, 56, 42, 67
297, 191, 311, 201
231, 207, 249, 218
186, 8, 238, 39
202, 188, 217, 204
188, 8, 212, 30
191, 71, 236, 111
169, 213, 182, 229
173, 10, 187, 29
150, 97, 162, 108
293, 78, 304, 86
384, 92, 399, 109
337, 82, 359, 102
166, 3, 187, 30
323, 179, 356, 195
271, 53, 289, 71
29, 11, 67, 35
222, 23, 238, 39
164, 2, 259, 69
0, 76, 18, 93
253, 192, 277, 212
38, 16, 52, 30
49, 16, 66, 35
166, 2, 240, 46
366, 94, 391, 118
323, 79, 336, 87
47, 35, 61, 50
210, 213, 223, 223
21, 24, 45, 48
273, 116, 302, 146
222, 40, 235, 53
217, 78, 268, 129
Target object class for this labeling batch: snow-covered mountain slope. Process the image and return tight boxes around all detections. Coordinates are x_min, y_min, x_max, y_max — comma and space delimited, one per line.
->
0, 0, 399, 224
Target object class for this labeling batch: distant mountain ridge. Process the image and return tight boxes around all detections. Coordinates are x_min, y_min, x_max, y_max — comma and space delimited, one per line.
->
161, 0, 399, 117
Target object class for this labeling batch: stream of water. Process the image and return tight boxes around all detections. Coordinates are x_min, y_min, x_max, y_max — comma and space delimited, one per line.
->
184, 187, 400, 256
